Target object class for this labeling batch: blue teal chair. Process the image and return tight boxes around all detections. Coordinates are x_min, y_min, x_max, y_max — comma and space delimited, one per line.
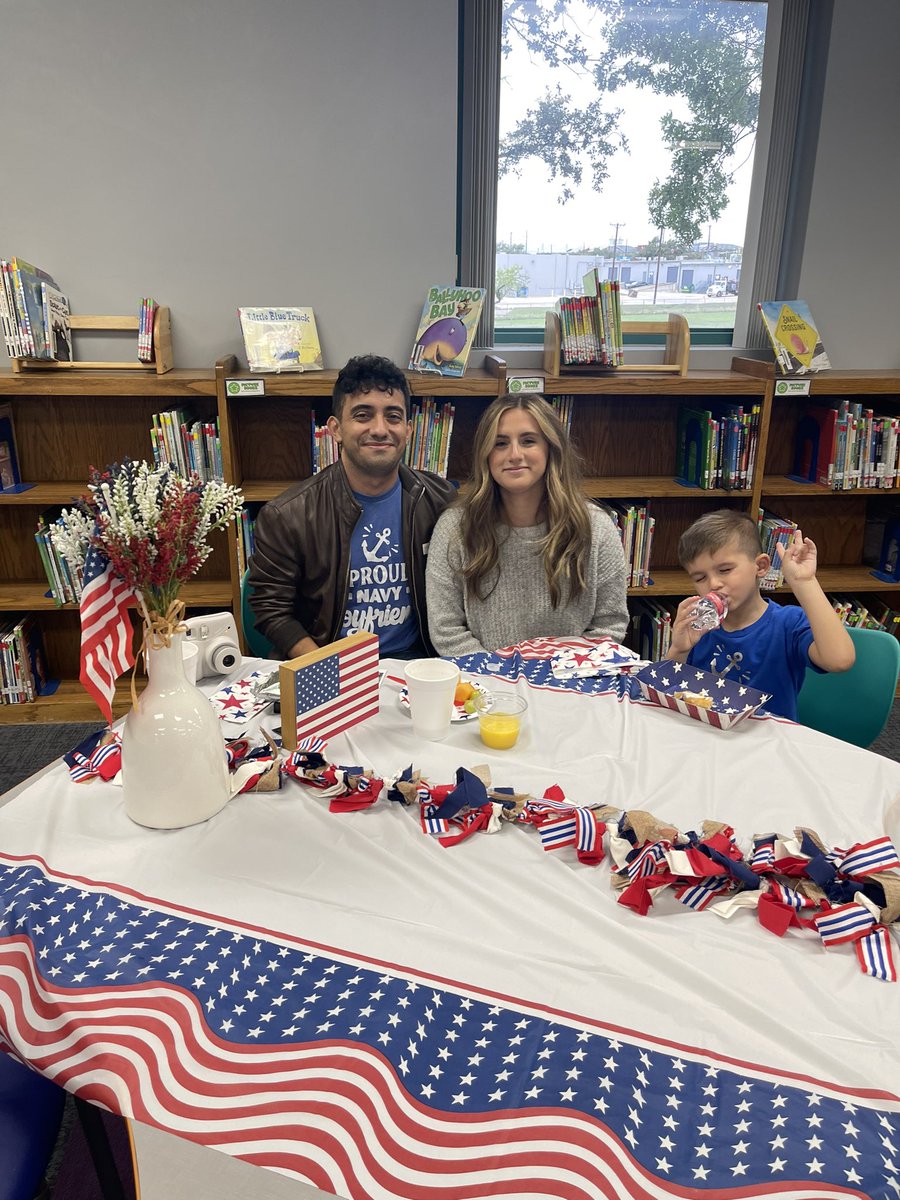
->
240, 569, 276, 659
0, 1052, 65, 1200
797, 626, 900, 748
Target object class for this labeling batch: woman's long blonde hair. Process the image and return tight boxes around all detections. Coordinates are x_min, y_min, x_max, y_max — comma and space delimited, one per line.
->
455, 393, 591, 606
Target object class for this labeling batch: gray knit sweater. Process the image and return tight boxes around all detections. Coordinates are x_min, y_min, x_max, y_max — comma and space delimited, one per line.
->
425, 504, 629, 656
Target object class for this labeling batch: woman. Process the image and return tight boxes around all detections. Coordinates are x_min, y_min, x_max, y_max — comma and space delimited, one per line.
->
426, 393, 628, 656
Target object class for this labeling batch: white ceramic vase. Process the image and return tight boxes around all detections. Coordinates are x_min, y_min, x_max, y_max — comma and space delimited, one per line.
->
122, 629, 231, 829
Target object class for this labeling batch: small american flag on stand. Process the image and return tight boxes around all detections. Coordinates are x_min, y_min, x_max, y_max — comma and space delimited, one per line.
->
78, 542, 136, 725
279, 631, 379, 751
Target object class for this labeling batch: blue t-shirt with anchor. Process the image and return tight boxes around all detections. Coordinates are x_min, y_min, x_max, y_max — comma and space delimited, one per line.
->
687, 599, 818, 721
340, 479, 417, 654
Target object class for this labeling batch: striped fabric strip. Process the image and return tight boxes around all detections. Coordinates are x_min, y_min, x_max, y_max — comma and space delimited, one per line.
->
855, 926, 897, 982
814, 903, 877, 947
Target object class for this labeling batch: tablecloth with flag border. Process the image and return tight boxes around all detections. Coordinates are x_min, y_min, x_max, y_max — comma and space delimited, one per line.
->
0, 850, 897, 1200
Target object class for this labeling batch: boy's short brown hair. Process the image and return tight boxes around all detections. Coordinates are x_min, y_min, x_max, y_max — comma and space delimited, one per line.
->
678, 509, 763, 568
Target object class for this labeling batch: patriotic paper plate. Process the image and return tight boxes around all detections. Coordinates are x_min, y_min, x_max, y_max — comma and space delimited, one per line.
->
632, 662, 770, 730
399, 679, 493, 723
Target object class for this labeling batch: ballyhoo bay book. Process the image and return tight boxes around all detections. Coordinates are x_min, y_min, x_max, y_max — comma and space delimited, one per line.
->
238, 307, 324, 373
408, 286, 485, 377
757, 300, 831, 375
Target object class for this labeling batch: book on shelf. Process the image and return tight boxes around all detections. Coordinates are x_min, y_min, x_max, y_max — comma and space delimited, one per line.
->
0, 403, 24, 491
235, 505, 259, 579
405, 397, 455, 476
238, 307, 324, 373
626, 598, 676, 661
757, 509, 796, 590
549, 394, 574, 435
676, 402, 759, 491
793, 402, 900, 491
0, 615, 51, 704
597, 500, 655, 588
6, 257, 60, 359
407, 287, 485, 377
37, 509, 84, 605
138, 297, 158, 363
150, 408, 222, 481
757, 300, 830, 375
41, 283, 72, 361
311, 415, 339, 474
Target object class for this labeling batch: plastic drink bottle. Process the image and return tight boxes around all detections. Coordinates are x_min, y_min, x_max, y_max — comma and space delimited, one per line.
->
690, 591, 728, 632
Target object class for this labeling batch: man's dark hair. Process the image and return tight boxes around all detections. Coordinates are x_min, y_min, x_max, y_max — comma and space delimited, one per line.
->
332, 354, 411, 419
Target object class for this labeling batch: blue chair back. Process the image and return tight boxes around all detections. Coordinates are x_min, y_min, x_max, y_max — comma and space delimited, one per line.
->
0, 1052, 65, 1200
240, 569, 276, 659
796, 626, 900, 748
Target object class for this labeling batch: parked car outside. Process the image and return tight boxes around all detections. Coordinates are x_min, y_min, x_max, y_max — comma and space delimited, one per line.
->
706, 282, 725, 298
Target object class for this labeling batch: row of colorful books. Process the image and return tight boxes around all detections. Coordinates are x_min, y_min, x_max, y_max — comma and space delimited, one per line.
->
0, 257, 71, 361
829, 594, 900, 633
0, 616, 50, 704
550, 394, 574, 434
311, 418, 339, 475
35, 511, 83, 606
624, 598, 676, 661
406, 398, 455, 476
557, 271, 624, 368
794, 403, 900, 491
598, 501, 655, 588
676, 402, 761, 491
150, 409, 223, 482
234, 506, 258, 579
758, 509, 796, 590
138, 297, 158, 363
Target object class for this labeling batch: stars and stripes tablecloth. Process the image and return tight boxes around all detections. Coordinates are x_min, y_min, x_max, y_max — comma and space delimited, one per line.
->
1, 653, 899, 1199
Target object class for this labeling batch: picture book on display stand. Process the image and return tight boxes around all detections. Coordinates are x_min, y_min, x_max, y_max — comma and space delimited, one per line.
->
757, 300, 830, 375
408, 286, 485, 378
238, 307, 324, 373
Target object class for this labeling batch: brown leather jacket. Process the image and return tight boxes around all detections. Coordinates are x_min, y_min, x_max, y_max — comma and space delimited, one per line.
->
247, 462, 457, 657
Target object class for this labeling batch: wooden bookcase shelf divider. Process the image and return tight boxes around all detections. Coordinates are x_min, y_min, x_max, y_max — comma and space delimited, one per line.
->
11, 307, 173, 374
2, 351, 900, 721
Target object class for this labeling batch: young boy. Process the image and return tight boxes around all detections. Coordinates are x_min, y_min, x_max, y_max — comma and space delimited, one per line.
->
666, 510, 855, 720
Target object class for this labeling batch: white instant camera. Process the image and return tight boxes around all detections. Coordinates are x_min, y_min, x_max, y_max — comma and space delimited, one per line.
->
183, 612, 241, 679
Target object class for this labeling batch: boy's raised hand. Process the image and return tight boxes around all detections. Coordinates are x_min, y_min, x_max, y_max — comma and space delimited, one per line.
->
775, 529, 819, 586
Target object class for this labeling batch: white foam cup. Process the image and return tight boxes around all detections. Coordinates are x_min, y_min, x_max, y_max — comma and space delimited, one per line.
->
404, 659, 460, 740
182, 640, 200, 686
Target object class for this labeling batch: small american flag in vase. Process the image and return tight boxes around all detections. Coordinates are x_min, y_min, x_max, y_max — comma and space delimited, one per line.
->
279, 631, 379, 750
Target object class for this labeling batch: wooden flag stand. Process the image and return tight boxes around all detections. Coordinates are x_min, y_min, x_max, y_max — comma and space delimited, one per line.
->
11, 306, 173, 374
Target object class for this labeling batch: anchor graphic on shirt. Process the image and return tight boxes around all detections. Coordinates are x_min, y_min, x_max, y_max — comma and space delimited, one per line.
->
708, 646, 751, 686
361, 527, 393, 563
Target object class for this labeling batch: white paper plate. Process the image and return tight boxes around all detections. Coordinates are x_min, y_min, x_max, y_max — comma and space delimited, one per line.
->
398, 679, 493, 723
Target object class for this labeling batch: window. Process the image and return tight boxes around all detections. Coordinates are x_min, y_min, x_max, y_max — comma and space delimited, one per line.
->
460, 0, 828, 350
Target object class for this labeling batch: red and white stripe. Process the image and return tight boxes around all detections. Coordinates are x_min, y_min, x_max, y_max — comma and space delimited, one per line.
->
79, 563, 135, 724
0, 936, 854, 1200
294, 636, 379, 744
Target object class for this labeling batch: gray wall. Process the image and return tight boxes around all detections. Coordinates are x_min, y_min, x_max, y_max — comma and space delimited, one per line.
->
798, 0, 900, 368
1, 0, 458, 369
2, 0, 898, 372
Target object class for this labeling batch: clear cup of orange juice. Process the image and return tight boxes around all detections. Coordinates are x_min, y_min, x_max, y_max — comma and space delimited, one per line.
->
477, 694, 527, 750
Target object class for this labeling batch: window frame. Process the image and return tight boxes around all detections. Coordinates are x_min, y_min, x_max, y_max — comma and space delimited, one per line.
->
459, 0, 832, 356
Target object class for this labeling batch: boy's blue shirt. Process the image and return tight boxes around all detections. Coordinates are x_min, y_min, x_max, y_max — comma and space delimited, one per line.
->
686, 599, 820, 721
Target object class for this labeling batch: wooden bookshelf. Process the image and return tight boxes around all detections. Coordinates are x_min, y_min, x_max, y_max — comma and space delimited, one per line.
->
3, 352, 899, 721
0, 368, 220, 722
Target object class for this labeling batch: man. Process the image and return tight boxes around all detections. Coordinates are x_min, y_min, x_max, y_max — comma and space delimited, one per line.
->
248, 354, 457, 659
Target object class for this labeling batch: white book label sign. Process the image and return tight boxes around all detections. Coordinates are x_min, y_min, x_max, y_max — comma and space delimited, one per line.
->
226, 379, 266, 396
775, 379, 810, 396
